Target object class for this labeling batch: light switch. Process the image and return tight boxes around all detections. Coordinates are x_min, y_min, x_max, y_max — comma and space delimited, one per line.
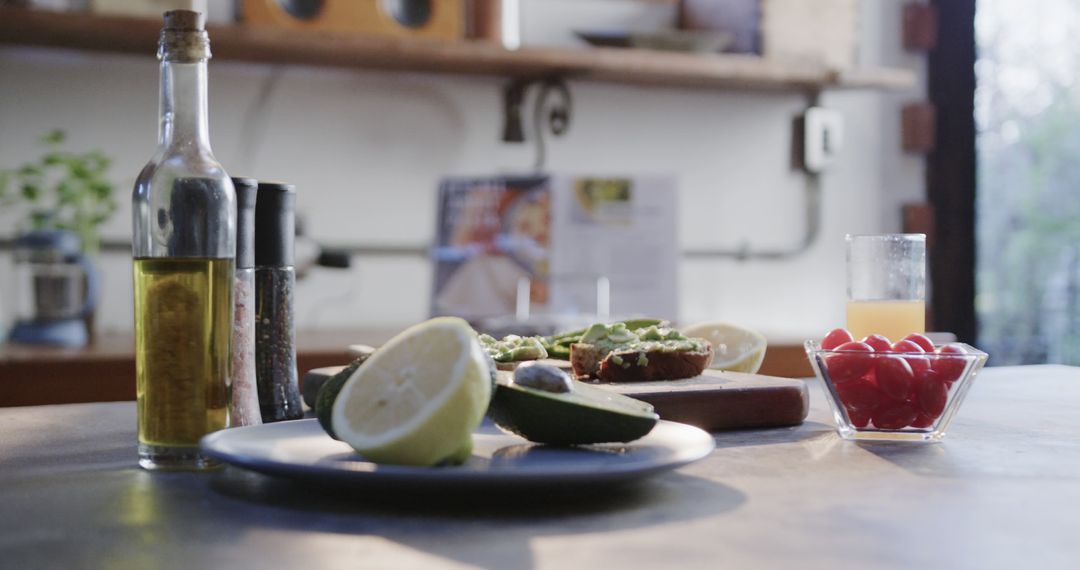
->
802, 107, 845, 173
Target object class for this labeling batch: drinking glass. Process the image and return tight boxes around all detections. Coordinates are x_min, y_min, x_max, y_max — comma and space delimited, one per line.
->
845, 234, 926, 341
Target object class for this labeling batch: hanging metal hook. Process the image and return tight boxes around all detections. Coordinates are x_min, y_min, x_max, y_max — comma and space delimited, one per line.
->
502, 77, 573, 172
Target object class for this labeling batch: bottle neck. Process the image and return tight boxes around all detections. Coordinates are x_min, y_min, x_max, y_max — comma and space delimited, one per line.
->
158, 60, 210, 150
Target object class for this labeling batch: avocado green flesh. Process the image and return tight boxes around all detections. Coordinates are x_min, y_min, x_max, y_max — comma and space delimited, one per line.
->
315, 357, 368, 440
581, 323, 709, 355
479, 333, 548, 363
488, 380, 659, 445
541, 318, 666, 360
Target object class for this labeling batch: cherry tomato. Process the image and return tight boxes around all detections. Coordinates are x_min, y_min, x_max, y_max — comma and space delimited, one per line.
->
902, 333, 935, 353
836, 378, 881, 413
872, 401, 918, 429
907, 367, 942, 402
904, 373, 922, 404
911, 413, 936, 429
847, 410, 870, 428
918, 376, 948, 417
875, 355, 914, 401
890, 339, 924, 354
860, 334, 892, 352
916, 364, 940, 384
932, 344, 968, 384
891, 340, 931, 378
826, 341, 874, 383
821, 328, 855, 350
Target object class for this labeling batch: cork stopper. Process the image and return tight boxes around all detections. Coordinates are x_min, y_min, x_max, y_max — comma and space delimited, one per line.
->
163, 10, 205, 32
158, 10, 210, 62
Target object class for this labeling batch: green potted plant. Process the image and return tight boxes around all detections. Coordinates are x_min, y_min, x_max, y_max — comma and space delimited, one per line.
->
0, 129, 116, 254
1, 130, 117, 342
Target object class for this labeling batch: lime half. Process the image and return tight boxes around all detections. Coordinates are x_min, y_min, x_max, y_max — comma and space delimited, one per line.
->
680, 321, 768, 374
330, 317, 492, 466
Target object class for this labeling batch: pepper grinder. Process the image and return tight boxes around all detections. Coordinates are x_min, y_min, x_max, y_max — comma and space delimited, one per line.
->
254, 181, 303, 422
229, 177, 262, 426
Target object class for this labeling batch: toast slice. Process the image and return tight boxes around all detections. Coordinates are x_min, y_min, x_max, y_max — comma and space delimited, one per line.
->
569, 323, 713, 382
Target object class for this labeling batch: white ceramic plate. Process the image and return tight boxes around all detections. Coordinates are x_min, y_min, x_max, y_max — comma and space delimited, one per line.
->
200, 419, 714, 491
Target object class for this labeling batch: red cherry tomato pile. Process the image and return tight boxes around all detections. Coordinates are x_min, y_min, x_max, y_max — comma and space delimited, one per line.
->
819, 329, 969, 430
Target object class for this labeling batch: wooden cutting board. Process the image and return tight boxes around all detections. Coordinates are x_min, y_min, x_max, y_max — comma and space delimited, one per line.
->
598, 370, 809, 431
303, 364, 808, 432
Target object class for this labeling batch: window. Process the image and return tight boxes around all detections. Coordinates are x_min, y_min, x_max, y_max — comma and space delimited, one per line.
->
975, 0, 1080, 364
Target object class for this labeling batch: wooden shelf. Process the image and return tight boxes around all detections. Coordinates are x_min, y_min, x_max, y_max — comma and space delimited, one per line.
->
0, 8, 916, 92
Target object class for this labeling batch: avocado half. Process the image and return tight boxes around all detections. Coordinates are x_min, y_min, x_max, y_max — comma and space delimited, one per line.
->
488, 374, 659, 445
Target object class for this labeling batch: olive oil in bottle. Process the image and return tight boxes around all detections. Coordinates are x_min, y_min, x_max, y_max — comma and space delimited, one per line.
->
134, 257, 232, 449
132, 11, 236, 470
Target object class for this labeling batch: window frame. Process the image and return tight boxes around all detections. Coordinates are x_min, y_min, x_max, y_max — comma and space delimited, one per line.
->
927, 0, 978, 343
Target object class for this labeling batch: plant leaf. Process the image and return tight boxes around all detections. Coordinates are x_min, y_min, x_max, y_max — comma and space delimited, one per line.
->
92, 153, 111, 172
31, 211, 53, 229
56, 180, 77, 203
42, 130, 65, 145
17, 164, 42, 178
42, 152, 66, 166
21, 183, 40, 201
90, 182, 114, 200
6, 130, 116, 234
69, 160, 89, 179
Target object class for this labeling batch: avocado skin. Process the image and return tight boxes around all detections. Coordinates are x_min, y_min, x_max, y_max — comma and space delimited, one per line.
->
488, 381, 658, 445
315, 356, 369, 440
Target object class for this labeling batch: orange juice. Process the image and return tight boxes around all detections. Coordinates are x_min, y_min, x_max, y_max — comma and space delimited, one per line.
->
846, 300, 925, 341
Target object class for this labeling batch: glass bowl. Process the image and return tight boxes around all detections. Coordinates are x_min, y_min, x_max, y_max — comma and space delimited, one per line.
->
805, 340, 988, 441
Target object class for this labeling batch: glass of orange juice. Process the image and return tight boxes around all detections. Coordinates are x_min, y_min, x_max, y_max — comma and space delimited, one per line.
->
845, 234, 926, 340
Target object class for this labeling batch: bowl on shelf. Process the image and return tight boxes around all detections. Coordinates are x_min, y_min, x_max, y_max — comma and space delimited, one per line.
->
574, 30, 734, 53
805, 340, 988, 442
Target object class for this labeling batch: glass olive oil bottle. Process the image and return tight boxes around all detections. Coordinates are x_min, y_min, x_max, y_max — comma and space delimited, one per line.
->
132, 11, 235, 470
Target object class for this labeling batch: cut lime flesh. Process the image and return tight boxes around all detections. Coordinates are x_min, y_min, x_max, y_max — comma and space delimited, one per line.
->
330, 317, 492, 467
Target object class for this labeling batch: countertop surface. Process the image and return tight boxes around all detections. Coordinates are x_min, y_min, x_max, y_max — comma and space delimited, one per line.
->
2, 366, 1078, 569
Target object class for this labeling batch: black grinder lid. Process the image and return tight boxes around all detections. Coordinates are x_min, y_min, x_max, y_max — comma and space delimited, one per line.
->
233, 177, 258, 269
254, 181, 296, 267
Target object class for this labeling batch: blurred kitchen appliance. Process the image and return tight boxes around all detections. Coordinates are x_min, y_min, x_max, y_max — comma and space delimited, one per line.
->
240, 0, 464, 39
8, 229, 98, 347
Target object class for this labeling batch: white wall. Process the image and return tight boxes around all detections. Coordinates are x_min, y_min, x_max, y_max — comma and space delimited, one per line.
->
0, 1, 925, 339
